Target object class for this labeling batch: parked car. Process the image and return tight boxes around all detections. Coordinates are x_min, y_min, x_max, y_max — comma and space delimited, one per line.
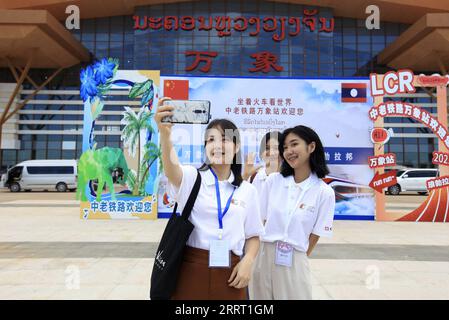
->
387, 168, 438, 195
1, 160, 77, 192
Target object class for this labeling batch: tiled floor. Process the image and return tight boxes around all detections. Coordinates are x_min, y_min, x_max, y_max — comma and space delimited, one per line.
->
0, 192, 448, 300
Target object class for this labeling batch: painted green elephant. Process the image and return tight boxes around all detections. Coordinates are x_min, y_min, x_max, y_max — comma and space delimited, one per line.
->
77, 147, 129, 201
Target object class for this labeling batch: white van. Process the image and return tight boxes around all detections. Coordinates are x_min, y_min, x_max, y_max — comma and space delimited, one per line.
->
387, 168, 439, 195
1, 160, 77, 192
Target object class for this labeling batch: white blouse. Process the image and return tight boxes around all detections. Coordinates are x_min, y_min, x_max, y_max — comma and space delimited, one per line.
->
259, 172, 336, 253
248, 167, 268, 195
167, 165, 265, 256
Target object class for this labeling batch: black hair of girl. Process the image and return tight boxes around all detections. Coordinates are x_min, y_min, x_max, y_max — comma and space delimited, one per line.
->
279, 125, 330, 178
259, 131, 282, 158
199, 119, 243, 187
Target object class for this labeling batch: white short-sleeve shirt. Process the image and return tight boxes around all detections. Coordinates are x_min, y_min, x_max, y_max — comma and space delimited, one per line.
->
167, 165, 265, 256
248, 167, 268, 194
260, 172, 336, 253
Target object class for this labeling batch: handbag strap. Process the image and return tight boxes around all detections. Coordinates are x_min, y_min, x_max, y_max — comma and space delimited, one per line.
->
172, 170, 202, 221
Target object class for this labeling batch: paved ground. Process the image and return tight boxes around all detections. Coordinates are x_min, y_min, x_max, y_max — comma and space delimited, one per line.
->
0, 190, 77, 203
0, 189, 426, 209
0, 189, 448, 300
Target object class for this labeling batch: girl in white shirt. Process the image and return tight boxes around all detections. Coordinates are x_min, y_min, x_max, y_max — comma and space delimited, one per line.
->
249, 125, 336, 300
155, 98, 264, 300
243, 131, 282, 194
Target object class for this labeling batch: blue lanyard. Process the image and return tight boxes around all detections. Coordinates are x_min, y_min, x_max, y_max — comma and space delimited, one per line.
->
210, 168, 236, 232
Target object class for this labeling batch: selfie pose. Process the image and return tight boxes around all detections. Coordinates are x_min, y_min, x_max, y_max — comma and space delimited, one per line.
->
249, 125, 336, 300
243, 131, 282, 193
154, 97, 264, 300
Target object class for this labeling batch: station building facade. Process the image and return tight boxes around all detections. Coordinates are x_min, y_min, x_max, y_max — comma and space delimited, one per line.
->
0, 0, 448, 171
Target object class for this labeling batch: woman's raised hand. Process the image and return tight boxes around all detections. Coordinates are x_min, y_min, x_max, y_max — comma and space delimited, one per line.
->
242, 152, 262, 181
154, 97, 174, 137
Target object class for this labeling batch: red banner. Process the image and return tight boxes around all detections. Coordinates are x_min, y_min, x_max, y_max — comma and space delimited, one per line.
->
432, 151, 449, 166
427, 176, 449, 191
369, 102, 449, 149
368, 153, 396, 169
369, 171, 397, 193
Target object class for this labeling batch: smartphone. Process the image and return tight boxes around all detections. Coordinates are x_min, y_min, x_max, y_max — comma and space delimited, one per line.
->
161, 100, 211, 124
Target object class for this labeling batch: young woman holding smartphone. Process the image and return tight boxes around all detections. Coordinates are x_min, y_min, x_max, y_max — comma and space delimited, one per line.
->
155, 97, 264, 300
249, 125, 336, 300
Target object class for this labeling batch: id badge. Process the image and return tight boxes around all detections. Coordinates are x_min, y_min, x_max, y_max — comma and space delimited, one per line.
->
209, 240, 231, 268
275, 241, 293, 267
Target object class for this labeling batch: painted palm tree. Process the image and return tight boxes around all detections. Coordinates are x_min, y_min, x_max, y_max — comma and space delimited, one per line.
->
121, 106, 154, 195
139, 141, 162, 193
125, 141, 160, 196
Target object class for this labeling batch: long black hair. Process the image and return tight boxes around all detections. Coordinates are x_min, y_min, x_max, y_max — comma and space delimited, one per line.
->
199, 119, 243, 187
279, 125, 329, 178
259, 131, 282, 159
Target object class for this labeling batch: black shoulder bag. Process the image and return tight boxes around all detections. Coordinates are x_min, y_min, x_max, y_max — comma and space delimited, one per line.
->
150, 171, 201, 300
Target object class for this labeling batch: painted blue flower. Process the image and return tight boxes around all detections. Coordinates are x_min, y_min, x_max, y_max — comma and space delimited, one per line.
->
80, 66, 97, 102
93, 58, 116, 85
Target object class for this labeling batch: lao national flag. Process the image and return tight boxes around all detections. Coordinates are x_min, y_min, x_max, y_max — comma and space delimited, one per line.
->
341, 83, 367, 103
163, 79, 189, 100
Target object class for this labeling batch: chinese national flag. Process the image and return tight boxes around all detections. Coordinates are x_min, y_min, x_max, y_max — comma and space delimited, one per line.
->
163, 79, 189, 100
